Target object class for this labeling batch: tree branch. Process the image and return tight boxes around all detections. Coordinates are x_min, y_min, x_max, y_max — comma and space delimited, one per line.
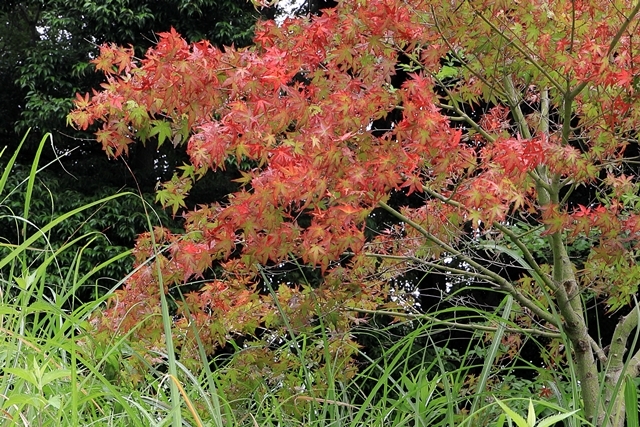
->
610, 307, 640, 374
471, 8, 565, 92
377, 201, 559, 327
503, 75, 532, 139
419, 187, 557, 294
491, 222, 557, 293
436, 100, 495, 143
606, 1, 640, 61
349, 308, 562, 339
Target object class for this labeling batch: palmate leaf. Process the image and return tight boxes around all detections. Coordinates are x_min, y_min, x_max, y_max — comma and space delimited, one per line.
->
149, 119, 173, 147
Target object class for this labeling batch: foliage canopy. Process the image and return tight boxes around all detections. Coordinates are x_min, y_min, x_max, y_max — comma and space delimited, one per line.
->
70, 1, 640, 425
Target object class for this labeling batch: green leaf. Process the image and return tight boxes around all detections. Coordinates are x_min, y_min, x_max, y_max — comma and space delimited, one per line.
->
536, 410, 579, 427
47, 395, 63, 410
625, 375, 639, 427
527, 398, 535, 426
2, 393, 46, 410
494, 397, 530, 427
437, 65, 459, 80
149, 120, 173, 147
4, 367, 38, 387
41, 369, 71, 387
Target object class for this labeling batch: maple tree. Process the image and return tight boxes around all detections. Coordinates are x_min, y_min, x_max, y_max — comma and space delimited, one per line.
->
69, 0, 640, 425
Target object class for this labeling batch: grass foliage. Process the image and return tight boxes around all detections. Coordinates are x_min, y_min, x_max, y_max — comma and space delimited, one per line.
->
0, 134, 598, 425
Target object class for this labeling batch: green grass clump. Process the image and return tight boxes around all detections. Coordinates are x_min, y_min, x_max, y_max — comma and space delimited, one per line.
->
0, 132, 191, 426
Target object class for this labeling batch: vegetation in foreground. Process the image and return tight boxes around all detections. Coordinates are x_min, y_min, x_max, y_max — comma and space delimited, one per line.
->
3, 0, 640, 426
0, 134, 591, 426
68, 0, 640, 425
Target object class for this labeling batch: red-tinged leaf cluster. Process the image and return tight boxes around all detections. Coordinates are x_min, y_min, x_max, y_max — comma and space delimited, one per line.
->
70, 0, 640, 373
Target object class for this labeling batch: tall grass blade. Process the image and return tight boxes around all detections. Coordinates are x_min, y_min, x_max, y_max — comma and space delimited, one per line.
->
625, 375, 639, 427
0, 129, 29, 197
138, 193, 182, 427
537, 410, 580, 427
21, 133, 50, 241
0, 133, 174, 426
469, 295, 513, 416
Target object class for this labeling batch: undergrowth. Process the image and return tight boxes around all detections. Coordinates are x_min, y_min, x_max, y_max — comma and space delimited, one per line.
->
0, 133, 595, 426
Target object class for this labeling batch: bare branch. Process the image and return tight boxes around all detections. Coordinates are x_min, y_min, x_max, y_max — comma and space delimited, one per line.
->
350, 307, 561, 339
377, 201, 559, 327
